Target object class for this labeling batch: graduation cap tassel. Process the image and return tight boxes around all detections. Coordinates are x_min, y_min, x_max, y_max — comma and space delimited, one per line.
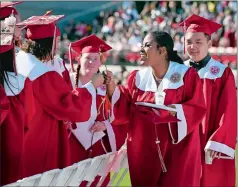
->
51, 25, 57, 64
69, 43, 75, 72
154, 116, 167, 173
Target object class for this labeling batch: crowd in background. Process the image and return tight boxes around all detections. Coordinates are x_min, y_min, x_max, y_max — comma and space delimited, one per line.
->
58, 1, 237, 85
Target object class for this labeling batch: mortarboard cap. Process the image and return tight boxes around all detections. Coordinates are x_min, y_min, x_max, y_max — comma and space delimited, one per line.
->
179, 14, 222, 36
41, 10, 61, 37
20, 10, 61, 38
1, 12, 18, 74
178, 14, 222, 54
71, 34, 112, 54
17, 15, 64, 39
0, 1, 22, 8
0, 13, 16, 53
68, 34, 112, 72
17, 15, 64, 59
0, 1, 22, 18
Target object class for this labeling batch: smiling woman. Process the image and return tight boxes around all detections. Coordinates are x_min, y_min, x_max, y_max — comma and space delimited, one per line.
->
140, 31, 183, 67
67, 34, 127, 187
105, 31, 207, 186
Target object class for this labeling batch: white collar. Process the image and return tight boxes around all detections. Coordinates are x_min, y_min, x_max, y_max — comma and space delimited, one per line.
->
16, 51, 54, 81
54, 56, 66, 74
70, 73, 106, 96
184, 58, 226, 79
4, 72, 26, 96
135, 61, 189, 92
198, 58, 226, 79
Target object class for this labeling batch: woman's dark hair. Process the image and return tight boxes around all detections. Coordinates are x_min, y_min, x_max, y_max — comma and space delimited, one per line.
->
149, 31, 183, 64
21, 37, 54, 61
0, 49, 21, 99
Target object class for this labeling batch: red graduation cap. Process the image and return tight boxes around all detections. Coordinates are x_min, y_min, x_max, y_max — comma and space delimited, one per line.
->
40, 10, 61, 37
69, 34, 112, 72
0, 1, 22, 18
17, 15, 64, 59
1, 12, 17, 74
179, 14, 222, 36
20, 10, 61, 37
17, 15, 64, 39
178, 14, 222, 54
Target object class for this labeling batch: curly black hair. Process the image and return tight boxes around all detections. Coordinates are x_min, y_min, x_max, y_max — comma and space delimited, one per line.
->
21, 37, 54, 61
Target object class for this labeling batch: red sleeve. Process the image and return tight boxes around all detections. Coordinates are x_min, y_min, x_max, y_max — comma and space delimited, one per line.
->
110, 70, 137, 125
32, 71, 95, 122
18, 78, 36, 130
0, 85, 9, 126
62, 61, 73, 90
205, 68, 237, 157
169, 67, 207, 143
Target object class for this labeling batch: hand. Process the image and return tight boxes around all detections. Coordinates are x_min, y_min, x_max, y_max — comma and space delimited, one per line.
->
103, 70, 114, 85
103, 70, 116, 98
90, 121, 106, 132
91, 73, 105, 88
167, 105, 177, 116
206, 149, 221, 159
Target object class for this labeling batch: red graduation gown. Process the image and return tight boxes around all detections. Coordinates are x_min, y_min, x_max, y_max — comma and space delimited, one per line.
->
0, 73, 33, 185
0, 84, 9, 125
68, 75, 116, 187
62, 62, 73, 90
69, 93, 112, 187
53, 56, 73, 90
111, 62, 206, 187
186, 58, 237, 186
50, 56, 73, 168
16, 51, 95, 178
69, 92, 112, 164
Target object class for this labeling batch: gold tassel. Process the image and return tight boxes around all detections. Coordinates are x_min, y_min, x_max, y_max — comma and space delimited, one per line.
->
155, 140, 167, 172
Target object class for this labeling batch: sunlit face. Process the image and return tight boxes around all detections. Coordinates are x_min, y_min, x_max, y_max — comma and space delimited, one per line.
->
140, 33, 165, 67
185, 32, 212, 62
79, 53, 101, 76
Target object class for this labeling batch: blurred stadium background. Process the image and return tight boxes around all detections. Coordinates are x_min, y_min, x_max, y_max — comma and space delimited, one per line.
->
16, 1, 237, 85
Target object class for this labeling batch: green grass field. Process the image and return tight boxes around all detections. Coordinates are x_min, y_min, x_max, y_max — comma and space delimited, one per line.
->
110, 169, 131, 186
111, 148, 238, 187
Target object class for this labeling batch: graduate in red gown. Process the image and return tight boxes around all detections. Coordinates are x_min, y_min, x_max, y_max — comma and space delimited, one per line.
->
105, 31, 206, 187
0, 13, 34, 185
15, 15, 105, 178
180, 14, 237, 187
68, 34, 116, 187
